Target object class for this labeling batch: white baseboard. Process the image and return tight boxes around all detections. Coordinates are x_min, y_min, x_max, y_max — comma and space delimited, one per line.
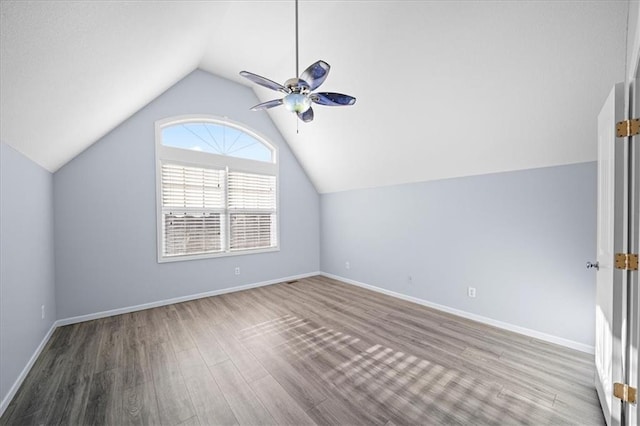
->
0, 271, 319, 418
56, 272, 320, 327
0, 321, 58, 417
1, 269, 592, 419
320, 272, 595, 355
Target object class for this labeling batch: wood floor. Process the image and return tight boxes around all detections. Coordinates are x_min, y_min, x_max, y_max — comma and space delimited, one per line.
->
1, 275, 604, 425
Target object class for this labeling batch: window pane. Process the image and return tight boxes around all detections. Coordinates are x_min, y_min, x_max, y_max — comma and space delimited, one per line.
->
163, 212, 223, 256
162, 122, 273, 162
230, 213, 276, 250
162, 164, 225, 209
228, 172, 276, 210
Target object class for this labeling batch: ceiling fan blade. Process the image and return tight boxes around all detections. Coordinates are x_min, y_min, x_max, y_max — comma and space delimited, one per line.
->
301, 61, 330, 91
239, 71, 289, 93
297, 107, 314, 123
250, 99, 284, 111
311, 92, 356, 106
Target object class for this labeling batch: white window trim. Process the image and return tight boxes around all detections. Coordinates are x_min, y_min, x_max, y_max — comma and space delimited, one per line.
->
155, 115, 280, 263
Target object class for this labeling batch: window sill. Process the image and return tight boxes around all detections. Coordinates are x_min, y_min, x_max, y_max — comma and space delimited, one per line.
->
157, 246, 280, 264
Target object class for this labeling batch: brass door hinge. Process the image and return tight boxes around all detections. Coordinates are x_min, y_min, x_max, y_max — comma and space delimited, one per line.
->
616, 119, 640, 137
615, 253, 639, 270
614, 383, 637, 404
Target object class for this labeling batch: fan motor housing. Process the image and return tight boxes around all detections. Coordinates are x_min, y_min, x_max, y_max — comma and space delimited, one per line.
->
285, 78, 310, 94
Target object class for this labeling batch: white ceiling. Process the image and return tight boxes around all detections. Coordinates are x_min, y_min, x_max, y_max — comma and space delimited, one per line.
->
0, 1, 628, 193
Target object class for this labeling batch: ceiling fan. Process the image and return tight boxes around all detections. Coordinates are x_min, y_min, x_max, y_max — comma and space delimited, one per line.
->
239, 0, 356, 123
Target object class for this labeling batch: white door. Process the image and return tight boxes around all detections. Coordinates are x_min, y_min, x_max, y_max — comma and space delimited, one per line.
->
595, 83, 627, 426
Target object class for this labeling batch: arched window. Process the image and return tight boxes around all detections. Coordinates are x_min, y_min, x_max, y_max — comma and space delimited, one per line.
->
155, 116, 278, 262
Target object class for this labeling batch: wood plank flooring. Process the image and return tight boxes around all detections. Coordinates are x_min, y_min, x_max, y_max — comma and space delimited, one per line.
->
1, 275, 604, 425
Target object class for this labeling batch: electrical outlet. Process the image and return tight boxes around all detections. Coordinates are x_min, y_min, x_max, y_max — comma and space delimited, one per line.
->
345, 261, 350, 270
468, 287, 476, 298
41, 305, 45, 320
235, 267, 240, 275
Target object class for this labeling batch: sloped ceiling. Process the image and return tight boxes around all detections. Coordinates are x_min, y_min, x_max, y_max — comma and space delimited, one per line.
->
0, 1, 627, 193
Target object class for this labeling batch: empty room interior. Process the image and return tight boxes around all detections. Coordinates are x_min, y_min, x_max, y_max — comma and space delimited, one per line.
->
2, 1, 640, 425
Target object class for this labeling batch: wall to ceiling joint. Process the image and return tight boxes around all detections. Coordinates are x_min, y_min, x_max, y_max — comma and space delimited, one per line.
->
0, 1, 628, 193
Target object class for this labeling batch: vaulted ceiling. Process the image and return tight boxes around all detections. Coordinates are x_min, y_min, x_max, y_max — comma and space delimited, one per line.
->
0, 1, 628, 193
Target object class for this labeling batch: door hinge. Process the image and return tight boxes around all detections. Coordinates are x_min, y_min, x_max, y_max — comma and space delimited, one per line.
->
616, 118, 640, 137
615, 253, 639, 270
614, 383, 637, 404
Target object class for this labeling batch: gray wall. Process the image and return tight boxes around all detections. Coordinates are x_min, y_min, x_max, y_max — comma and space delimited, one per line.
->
0, 143, 56, 405
321, 162, 597, 347
54, 70, 320, 319
627, 0, 640, 83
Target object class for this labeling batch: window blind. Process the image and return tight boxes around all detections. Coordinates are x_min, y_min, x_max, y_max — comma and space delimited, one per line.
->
161, 164, 225, 209
160, 164, 277, 257
228, 171, 277, 250
161, 164, 225, 256
163, 213, 223, 256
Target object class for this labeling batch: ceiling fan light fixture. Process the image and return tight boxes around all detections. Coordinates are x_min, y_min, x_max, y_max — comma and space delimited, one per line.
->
283, 93, 312, 113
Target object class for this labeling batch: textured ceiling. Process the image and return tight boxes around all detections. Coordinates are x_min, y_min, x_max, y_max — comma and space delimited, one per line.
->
0, 1, 628, 193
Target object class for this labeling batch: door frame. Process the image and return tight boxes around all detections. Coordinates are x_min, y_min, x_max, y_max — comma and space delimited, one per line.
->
623, 70, 640, 426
